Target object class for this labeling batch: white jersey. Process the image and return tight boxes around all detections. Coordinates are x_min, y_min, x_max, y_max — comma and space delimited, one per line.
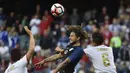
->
5, 55, 28, 73
84, 45, 117, 73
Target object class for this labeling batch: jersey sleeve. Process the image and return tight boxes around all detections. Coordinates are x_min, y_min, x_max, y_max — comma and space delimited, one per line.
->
17, 55, 28, 67
68, 48, 83, 63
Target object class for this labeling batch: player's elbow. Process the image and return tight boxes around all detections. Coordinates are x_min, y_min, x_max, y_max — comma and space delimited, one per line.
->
64, 58, 71, 64
58, 53, 64, 58
26, 50, 34, 62
30, 41, 35, 49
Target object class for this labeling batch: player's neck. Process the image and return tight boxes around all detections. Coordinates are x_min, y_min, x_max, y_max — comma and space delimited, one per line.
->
92, 43, 103, 46
10, 60, 14, 64
10, 59, 16, 64
73, 41, 80, 46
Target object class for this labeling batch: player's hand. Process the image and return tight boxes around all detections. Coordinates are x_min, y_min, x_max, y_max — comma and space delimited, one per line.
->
55, 47, 63, 53
53, 69, 58, 73
35, 60, 45, 68
24, 26, 32, 36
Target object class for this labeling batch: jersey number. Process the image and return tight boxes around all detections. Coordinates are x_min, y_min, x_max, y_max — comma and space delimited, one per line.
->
102, 53, 110, 67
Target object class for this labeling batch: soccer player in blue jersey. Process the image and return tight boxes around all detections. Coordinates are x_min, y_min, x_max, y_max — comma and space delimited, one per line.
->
35, 25, 88, 73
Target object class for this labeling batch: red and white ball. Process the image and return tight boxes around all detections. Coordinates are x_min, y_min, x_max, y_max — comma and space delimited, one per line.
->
51, 3, 64, 17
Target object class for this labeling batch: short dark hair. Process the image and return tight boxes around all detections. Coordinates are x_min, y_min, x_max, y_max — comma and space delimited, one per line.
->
68, 25, 88, 41
11, 49, 21, 62
92, 32, 104, 45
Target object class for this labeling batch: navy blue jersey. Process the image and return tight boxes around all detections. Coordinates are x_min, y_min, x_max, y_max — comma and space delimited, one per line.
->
60, 46, 84, 73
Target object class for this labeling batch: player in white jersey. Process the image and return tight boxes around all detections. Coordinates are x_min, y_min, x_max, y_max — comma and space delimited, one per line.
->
84, 32, 117, 73
5, 26, 35, 73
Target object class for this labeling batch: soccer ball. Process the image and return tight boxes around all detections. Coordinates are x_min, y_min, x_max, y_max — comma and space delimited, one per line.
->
51, 3, 64, 17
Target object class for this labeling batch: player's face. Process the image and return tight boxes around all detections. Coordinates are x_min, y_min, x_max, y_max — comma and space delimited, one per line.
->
69, 32, 79, 42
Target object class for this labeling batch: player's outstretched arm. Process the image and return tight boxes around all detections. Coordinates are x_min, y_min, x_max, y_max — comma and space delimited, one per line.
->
44, 53, 63, 62
35, 53, 63, 68
24, 26, 35, 62
53, 58, 71, 73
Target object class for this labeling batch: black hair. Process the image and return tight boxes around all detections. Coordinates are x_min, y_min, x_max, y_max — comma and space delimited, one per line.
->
68, 25, 88, 41
11, 49, 21, 62
92, 32, 104, 45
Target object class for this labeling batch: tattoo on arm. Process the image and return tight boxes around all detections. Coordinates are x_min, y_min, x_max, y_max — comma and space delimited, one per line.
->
55, 58, 71, 72
44, 53, 63, 62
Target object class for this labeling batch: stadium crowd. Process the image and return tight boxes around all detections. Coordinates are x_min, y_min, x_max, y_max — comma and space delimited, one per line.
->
0, 3, 130, 73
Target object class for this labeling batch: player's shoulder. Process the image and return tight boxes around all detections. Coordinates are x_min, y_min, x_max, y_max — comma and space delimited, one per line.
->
85, 45, 94, 49
84, 45, 94, 52
74, 46, 82, 50
73, 46, 84, 53
85, 45, 112, 50
97, 45, 111, 48
96, 45, 113, 51
14, 55, 27, 67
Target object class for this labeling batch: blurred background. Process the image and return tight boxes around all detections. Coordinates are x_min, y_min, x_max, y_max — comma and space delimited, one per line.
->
0, 0, 130, 73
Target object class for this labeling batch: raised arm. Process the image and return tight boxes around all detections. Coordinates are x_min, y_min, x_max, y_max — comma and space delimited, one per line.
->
24, 26, 35, 62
